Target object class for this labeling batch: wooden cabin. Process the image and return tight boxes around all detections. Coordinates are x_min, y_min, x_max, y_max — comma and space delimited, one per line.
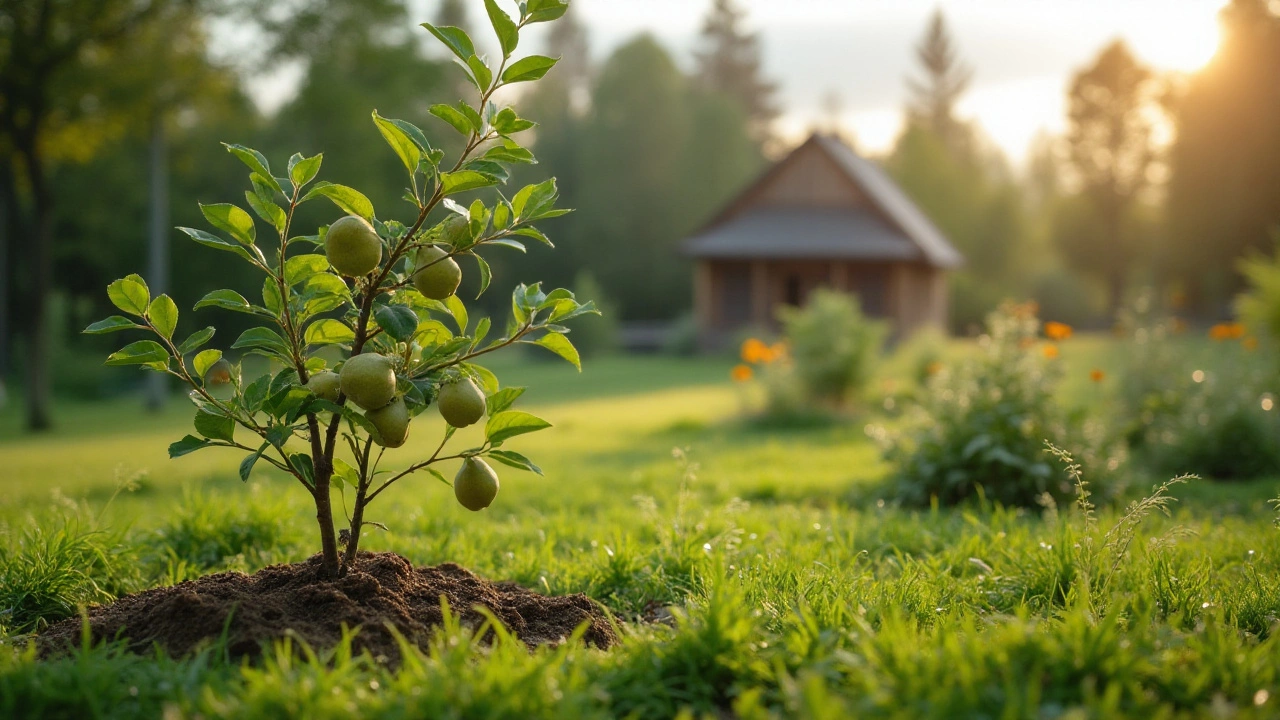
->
683, 133, 962, 350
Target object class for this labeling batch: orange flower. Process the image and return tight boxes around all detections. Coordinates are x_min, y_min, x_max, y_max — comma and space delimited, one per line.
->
1042, 344, 1060, 359
740, 338, 771, 364
1090, 368, 1105, 383
925, 361, 944, 376
769, 342, 788, 361
1243, 335, 1259, 351
731, 364, 754, 383
1044, 321, 1073, 341
1209, 323, 1244, 341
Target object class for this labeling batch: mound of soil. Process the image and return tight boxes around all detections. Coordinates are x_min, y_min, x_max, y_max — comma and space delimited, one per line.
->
38, 552, 617, 665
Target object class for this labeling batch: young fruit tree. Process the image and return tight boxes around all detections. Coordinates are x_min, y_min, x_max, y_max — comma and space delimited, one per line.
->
84, 0, 590, 578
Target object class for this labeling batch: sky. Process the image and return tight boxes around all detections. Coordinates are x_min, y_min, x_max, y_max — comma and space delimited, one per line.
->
243, 0, 1234, 166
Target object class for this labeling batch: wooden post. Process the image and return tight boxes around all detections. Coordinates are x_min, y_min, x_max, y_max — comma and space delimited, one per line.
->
750, 260, 770, 328
694, 261, 714, 349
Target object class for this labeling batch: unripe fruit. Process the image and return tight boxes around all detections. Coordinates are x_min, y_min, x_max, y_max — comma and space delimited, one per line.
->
325, 215, 382, 277
366, 396, 410, 448
412, 245, 462, 300
440, 214, 471, 247
454, 457, 499, 511
205, 358, 236, 399
305, 370, 341, 403
437, 377, 486, 427
340, 353, 396, 411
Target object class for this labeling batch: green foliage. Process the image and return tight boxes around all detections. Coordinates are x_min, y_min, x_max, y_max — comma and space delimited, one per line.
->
883, 302, 1097, 506
82, 8, 594, 575
770, 290, 886, 413
561, 271, 619, 358
1237, 239, 1280, 356
146, 489, 299, 575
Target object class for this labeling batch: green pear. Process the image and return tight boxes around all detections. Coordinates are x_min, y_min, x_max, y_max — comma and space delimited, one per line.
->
325, 215, 382, 277
339, 353, 396, 411
305, 370, 341, 403
412, 245, 462, 300
454, 457, 499, 511
437, 376, 486, 427
367, 396, 410, 448
204, 358, 236, 399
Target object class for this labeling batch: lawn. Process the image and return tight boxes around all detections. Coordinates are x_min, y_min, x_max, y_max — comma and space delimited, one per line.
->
2, 340, 1279, 718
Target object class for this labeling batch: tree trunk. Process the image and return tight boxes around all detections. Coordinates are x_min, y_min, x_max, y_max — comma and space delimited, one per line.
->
313, 472, 342, 577
0, 159, 11, 410
24, 146, 53, 431
145, 113, 169, 411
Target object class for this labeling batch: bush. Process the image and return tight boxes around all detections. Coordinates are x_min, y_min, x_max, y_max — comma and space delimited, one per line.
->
564, 271, 620, 358
881, 301, 1100, 507
1114, 295, 1280, 480
774, 289, 886, 409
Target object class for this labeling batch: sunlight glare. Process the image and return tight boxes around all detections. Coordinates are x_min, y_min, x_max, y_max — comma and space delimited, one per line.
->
1127, 12, 1222, 72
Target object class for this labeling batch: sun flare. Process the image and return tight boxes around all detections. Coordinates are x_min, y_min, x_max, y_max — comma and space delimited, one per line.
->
1128, 12, 1223, 73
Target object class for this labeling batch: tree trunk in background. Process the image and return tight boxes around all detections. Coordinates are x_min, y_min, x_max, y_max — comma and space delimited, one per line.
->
24, 144, 53, 431
145, 114, 169, 411
0, 160, 11, 410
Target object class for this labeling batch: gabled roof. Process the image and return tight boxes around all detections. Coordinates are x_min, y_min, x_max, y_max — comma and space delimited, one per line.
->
683, 133, 964, 269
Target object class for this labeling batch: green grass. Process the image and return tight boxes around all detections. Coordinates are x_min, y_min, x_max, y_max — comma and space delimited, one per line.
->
2, 341, 1279, 718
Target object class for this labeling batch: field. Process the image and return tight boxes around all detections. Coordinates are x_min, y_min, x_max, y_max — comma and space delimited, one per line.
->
2, 341, 1280, 719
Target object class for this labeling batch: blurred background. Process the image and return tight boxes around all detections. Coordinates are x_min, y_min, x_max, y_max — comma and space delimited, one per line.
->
2, 0, 1278, 432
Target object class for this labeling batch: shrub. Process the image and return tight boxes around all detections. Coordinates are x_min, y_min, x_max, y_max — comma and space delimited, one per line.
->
565, 271, 620, 358
881, 302, 1095, 507
774, 289, 886, 409
1114, 296, 1280, 480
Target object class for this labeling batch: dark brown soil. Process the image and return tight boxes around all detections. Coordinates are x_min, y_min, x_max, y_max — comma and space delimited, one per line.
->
38, 552, 617, 665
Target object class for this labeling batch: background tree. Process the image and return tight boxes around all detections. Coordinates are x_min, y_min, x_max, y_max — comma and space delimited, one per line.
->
906, 8, 973, 155
1058, 40, 1158, 316
0, 0, 202, 430
1167, 0, 1280, 313
695, 0, 777, 143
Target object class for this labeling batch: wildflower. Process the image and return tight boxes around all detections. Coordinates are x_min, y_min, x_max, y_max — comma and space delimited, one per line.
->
1210, 322, 1246, 341
731, 364, 753, 382
1044, 321, 1073, 341
740, 338, 771, 364
925, 361, 943, 376
1090, 369, 1105, 382
1042, 344, 1059, 359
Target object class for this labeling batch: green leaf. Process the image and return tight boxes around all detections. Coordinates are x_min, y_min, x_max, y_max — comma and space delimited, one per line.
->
483, 142, 536, 165
169, 435, 214, 459
466, 55, 492, 91
430, 104, 476, 136
289, 153, 323, 189
262, 278, 283, 315
177, 326, 216, 355
485, 410, 551, 446
302, 182, 375, 222
421, 23, 475, 61
445, 294, 468, 334
194, 410, 235, 442
107, 274, 150, 316
194, 289, 259, 315
284, 254, 330, 285
441, 171, 498, 196
484, 0, 519, 57
374, 305, 419, 343
148, 294, 178, 340
473, 316, 491, 346
492, 107, 536, 135
472, 253, 492, 298
487, 449, 543, 475
245, 190, 287, 232
486, 386, 525, 415
105, 340, 169, 366
288, 453, 315, 484
533, 332, 581, 370
200, 203, 256, 245
373, 110, 422, 173
223, 144, 282, 193
177, 226, 267, 266
304, 319, 355, 346
232, 327, 292, 355
84, 316, 144, 334
193, 349, 222, 379
525, 0, 569, 23
239, 445, 267, 482
501, 55, 558, 84
514, 178, 559, 219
